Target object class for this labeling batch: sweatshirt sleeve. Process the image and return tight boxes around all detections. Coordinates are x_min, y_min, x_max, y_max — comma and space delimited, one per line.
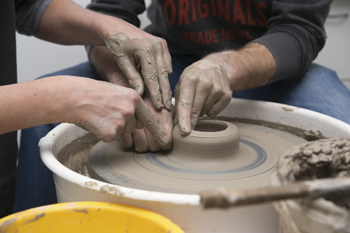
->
86, 0, 146, 27
252, 0, 331, 83
15, 0, 52, 36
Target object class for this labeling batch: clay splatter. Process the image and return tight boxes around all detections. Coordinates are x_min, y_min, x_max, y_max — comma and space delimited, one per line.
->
24, 213, 45, 224
75, 209, 88, 214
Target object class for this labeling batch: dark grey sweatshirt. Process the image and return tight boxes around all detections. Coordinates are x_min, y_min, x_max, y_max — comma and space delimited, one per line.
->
87, 0, 331, 83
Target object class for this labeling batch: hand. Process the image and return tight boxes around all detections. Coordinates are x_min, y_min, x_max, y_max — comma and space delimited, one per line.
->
174, 43, 277, 136
65, 77, 171, 150
37, 0, 172, 110
0, 75, 170, 151
120, 94, 173, 152
104, 30, 172, 111
89, 46, 173, 151
174, 54, 232, 136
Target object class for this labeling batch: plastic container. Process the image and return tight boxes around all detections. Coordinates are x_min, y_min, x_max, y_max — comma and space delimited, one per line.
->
0, 202, 184, 233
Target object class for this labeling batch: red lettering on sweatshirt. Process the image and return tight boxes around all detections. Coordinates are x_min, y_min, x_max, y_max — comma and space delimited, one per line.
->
164, 0, 176, 26
197, 0, 209, 18
210, 0, 217, 16
221, 28, 252, 41
218, 0, 230, 22
197, 32, 204, 44
233, 0, 246, 25
246, 1, 256, 26
212, 29, 219, 42
183, 30, 219, 44
257, 2, 267, 27
163, 0, 268, 28
190, 0, 197, 21
245, 29, 253, 40
205, 31, 212, 43
179, 0, 190, 25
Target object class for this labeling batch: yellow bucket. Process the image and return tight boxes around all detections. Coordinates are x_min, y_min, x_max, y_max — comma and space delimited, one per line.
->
0, 202, 184, 233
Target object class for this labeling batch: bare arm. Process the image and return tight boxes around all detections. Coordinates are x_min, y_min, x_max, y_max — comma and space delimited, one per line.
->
224, 43, 276, 91
0, 78, 68, 133
0, 77, 171, 149
35, 0, 118, 45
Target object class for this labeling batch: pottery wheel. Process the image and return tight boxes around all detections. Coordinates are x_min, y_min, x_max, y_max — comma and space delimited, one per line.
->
88, 120, 306, 194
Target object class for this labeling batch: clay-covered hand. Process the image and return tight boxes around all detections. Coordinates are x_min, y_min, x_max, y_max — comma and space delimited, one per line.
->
89, 46, 173, 151
174, 54, 232, 135
174, 44, 277, 136
68, 78, 171, 150
104, 32, 172, 111
36, 0, 172, 110
120, 94, 173, 152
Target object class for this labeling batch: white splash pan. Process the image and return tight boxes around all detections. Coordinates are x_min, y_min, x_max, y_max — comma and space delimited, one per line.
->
39, 98, 350, 233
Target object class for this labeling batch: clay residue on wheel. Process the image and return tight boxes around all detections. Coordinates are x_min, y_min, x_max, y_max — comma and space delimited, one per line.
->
57, 117, 322, 175
212, 116, 327, 141
57, 132, 100, 174
87, 122, 306, 194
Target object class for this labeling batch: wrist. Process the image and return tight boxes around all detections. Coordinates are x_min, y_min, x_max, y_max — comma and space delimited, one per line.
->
98, 16, 138, 44
228, 43, 276, 91
42, 77, 77, 124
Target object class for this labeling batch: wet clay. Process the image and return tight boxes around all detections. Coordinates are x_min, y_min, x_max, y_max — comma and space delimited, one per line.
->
276, 138, 350, 209
172, 120, 240, 163
213, 116, 327, 141
57, 132, 100, 176
175, 64, 232, 135
87, 120, 306, 194
105, 33, 172, 111
57, 117, 323, 178
273, 138, 350, 233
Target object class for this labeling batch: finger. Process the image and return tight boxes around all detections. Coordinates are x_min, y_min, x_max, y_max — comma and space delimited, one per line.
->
135, 99, 171, 150
190, 82, 211, 130
173, 84, 180, 126
138, 48, 163, 110
200, 85, 223, 116
124, 116, 136, 134
156, 109, 174, 150
159, 38, 173, 74
135, 119, 143, 129
177, 75, 196, 135
113, 55, 144, 96
154, 42, 172, 111
84, 121, 120, 143
107, 71, 129, 87
145, 129, 159, 152
133, 128, 149, 152
106, 33, 144, 95
120, 133, 134, 148
206, 92, 232, 117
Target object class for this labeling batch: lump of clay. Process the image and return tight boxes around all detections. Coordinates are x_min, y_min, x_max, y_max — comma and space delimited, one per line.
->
277, 138, 350, 184
272, 138, 350, 233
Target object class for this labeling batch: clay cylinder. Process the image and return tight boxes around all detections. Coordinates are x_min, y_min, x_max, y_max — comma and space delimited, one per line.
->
171, 120, 240, 164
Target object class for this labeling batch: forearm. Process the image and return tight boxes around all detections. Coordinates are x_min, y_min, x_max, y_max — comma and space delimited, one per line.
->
87, 0, 146, 27
252, 0, 330, 82
0, 78, 70, 134
35, 0, 140, 46
228, 43, 276, 91
203, 43, 276, 91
